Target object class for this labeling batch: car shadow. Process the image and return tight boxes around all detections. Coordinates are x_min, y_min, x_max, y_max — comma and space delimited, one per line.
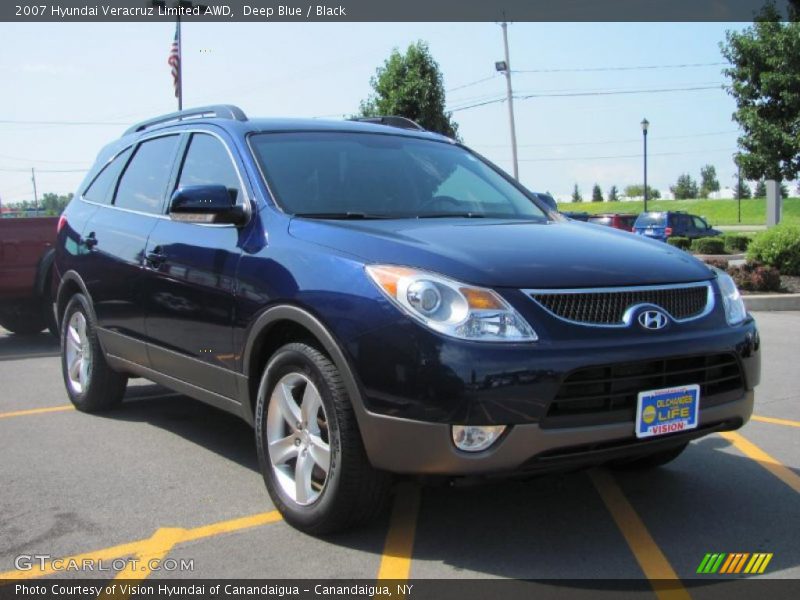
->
0, 330, 59, 361
96, 389, 800, 582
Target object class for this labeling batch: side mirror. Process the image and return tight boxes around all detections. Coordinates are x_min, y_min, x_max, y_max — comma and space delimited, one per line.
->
169, 185, 247, 226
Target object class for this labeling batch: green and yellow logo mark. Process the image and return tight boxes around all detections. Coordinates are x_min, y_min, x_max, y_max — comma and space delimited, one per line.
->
697, 552, 773, 574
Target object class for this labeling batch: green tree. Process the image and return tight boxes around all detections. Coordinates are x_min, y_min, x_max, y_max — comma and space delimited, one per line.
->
699, 164, 721, 197
591, 183, 603, 202
608, 185, 619, 202
736, 178, 752, 199
571, 184, 582, 203
755, 179, 791, 197
623, 184, 661, 199
671, 174, 699, 199
721, 2, 800, 181
359, 41, 459, 138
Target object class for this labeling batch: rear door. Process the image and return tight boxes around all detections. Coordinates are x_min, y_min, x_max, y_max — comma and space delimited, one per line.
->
142, 130, 250, 400
81, 134, 181, 364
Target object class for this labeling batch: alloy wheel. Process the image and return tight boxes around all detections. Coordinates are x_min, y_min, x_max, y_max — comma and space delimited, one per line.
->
266, 372, 331, 506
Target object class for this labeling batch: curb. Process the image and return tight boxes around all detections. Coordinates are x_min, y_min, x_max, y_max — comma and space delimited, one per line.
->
695, 253, 745, 262
744, 293, 800, 312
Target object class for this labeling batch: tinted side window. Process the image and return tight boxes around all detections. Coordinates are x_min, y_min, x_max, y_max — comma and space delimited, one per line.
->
692, 216, 708, 229
114, 135, 180, 214
177, 133, 242, 203
83, 147, 132, 204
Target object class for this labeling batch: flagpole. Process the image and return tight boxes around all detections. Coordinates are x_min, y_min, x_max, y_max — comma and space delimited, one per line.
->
176, 16, 183, 111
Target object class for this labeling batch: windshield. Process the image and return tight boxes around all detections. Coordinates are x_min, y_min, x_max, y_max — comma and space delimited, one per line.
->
250, 132, 548, 219
634, 213, 666, 227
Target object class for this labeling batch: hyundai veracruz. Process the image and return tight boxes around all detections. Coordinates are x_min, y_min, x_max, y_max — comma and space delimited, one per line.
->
54, 106, 760, 533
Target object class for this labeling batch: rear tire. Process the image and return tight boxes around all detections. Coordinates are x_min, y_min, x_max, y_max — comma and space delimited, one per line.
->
610, 442, 689, 470
60, 293, 127, 412
0, 305, 46, 335
255, 342, 391, 535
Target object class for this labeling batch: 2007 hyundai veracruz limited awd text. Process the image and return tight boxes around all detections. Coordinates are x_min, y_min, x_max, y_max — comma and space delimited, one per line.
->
54, 106, 760, 534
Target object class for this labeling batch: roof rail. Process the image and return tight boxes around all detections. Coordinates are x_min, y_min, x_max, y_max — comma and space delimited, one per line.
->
349, 116, 426, 131
123, 104, 248, 136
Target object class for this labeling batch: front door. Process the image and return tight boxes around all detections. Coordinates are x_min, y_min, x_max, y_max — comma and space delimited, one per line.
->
143, 131, 251, 399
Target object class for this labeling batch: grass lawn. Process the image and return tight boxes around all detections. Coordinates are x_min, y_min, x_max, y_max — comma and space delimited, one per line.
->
556, 197, 800, 227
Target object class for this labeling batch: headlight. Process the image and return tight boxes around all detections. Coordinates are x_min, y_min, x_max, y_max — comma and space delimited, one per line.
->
712, 267, 747, 325
365, 265, 537, 342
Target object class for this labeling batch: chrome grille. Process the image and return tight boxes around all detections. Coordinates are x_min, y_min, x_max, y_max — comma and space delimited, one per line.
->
525, 282, 712, 326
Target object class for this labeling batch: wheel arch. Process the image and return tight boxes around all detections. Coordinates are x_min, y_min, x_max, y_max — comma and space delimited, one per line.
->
34, 248, 56, 299
242, 305, 368, 424
55, 270, 94, 329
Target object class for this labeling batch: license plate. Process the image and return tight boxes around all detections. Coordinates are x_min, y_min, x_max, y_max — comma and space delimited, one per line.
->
635, 384, 700, 438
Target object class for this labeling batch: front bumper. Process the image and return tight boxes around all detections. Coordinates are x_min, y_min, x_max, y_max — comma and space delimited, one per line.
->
358, 389, 753, 475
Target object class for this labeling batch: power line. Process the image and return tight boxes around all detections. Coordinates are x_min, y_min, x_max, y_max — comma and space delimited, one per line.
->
0, 167, 88, 173
515, 147, 735, 162
512, 61, 727, 74
472, 130, 738, 149
0, 153, 89, 165
446, 75, 498, 93
449, 85, 722, 112
444, 62, 727, 95
0, 120, 126, 126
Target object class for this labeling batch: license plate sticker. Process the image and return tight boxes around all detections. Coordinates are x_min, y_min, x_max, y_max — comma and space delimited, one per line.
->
635, 384, 700, 439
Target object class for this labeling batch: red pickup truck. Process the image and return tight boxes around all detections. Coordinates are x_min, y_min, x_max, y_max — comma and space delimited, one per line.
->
0, 217, 58, 335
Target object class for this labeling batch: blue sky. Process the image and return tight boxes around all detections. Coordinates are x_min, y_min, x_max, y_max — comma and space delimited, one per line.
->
0, 21, 761, 204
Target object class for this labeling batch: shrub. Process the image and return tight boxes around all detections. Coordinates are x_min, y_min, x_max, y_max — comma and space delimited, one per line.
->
747, 224, 800, 275
723, 234, 751, 253
704, 258, 730, 270
667, 236, 691, 250
728, 261, 782, 292
691, 237, 726, 255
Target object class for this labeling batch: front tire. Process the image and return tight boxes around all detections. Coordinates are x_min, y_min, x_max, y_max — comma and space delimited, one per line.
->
60, 293, 127, 412
255, 342, 391, 534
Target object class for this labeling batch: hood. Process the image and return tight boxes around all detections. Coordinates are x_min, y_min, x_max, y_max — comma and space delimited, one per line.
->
288, 218, 714, 288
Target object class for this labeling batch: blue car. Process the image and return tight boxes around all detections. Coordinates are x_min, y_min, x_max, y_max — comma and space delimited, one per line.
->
54, 106, 759, 533
633, 211, 723, 242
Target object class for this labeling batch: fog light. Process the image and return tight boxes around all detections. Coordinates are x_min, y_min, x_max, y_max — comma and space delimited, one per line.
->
451, 425, 506, 452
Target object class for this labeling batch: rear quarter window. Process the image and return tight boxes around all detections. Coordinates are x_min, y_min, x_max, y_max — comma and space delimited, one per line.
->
83, 147, 132, 204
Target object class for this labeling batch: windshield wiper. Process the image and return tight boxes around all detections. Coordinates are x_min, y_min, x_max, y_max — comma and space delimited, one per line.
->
416, 212, 487, 219
293, 212, 395, 220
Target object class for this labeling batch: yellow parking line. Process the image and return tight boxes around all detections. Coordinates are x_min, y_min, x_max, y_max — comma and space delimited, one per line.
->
0, 405, 74, 420
0, 510, 282, 581
720, 431, 800, 494
589, 469, 690, 600
751, 415, 800, 429
97, 528, 188, 600
377, 482, 421, 582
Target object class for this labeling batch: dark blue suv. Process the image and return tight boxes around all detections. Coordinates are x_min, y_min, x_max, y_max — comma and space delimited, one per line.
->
54, 106, 760, 533
633, 211, 723, 242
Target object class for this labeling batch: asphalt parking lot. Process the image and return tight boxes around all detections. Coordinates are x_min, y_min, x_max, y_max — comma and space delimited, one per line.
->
0, 312, 798, 589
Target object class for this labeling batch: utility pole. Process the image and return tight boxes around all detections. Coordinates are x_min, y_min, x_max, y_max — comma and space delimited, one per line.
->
497, 22, 519, 180
31, 167, 38, 214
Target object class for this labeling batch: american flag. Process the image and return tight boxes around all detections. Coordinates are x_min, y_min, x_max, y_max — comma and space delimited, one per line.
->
168, 25, 180, 98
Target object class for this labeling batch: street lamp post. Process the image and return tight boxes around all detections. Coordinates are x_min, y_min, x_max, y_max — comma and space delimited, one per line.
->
641, 118, 650, 212
496, 22, 519, 180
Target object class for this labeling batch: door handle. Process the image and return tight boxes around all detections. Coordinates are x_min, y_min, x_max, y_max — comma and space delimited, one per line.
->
145, 247, 166, 267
